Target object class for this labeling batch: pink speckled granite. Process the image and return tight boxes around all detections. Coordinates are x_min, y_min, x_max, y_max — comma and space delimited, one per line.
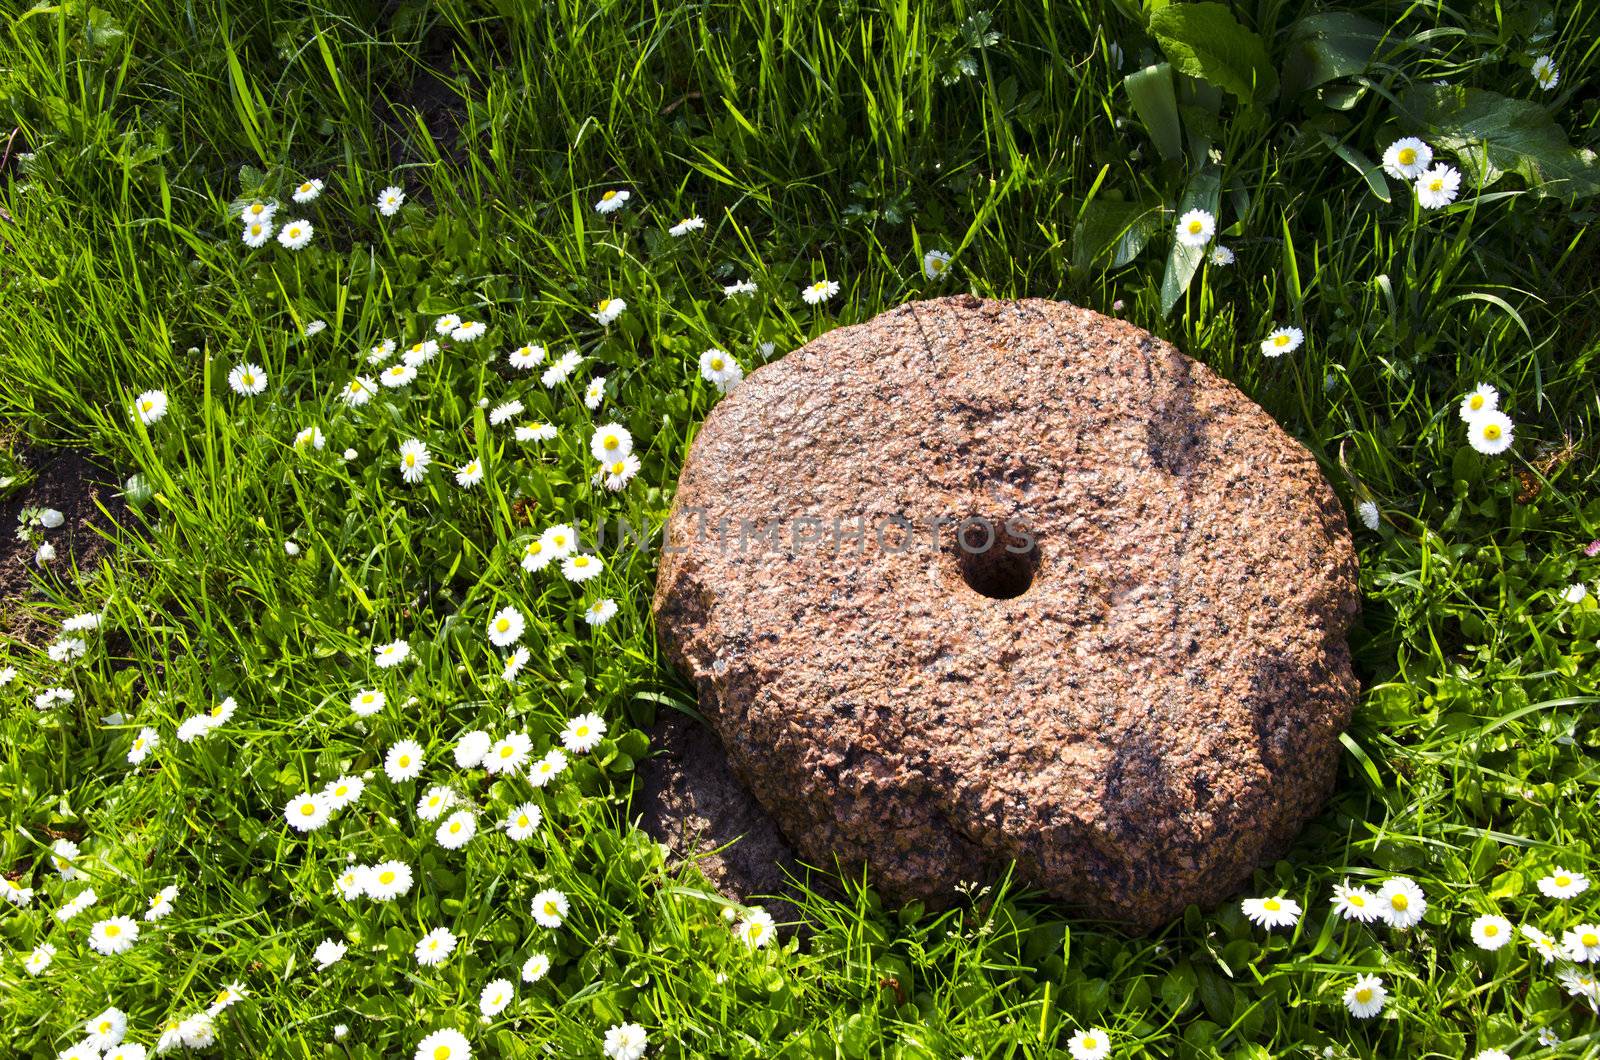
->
653, 296, 1359, 929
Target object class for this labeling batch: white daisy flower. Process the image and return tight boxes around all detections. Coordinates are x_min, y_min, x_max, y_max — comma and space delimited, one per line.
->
699, 349, 744, 393
434, 313, 462, 336
284, 791, 333, 832
1458, 383, 1499, 420
1415, 164, 1461, 210
480, 978, 514, 1018
1522, 923, 1562, 963
384, 739, 425, 782
415, 926, 458, 966
541, 523, 579, 559
1381, 137, 1432, 180
322, 774, 365, 810
402, 339, 439, 366
85, 1007, 129, 1050
1241, 894, 1302, 930
1342, 973, 1386, 1018
602, 455, 641, 491
454, 730, 492, 768
489, 399, 524, 426
737, 907, 776, 949
364, 860, 413, 901
52, 839, 83, 879
486, 731, 533, 774
801, 278, 840, 305
1376, 876, 1427, 929
1209, 244, 1235, 266
144, 885, 178, 921
398, 438, 431, 483
590, 424, 633, 463
585, 377, 607, 409
488, 606, 525, 646
376, 186, 406, 216
241, 200, 276, 225
1466, 410, 1514, 455
294, 426, 325, 450
1540, 868, 1591, 899
594, 189, 630, 213
1356, 501, 1380, 530
1565, 924, 1600, 962
455, 459, 485, 488
922, 249, 952, 280
350, 688, 386, 717
88, 916, 139, 955
133, 389, 168, 425
242, 219, 274, 247
23, 942, 56, 975
1561, 583, 1588, 604
435, 810, 477, 850
594, 297, 626, 325
532, 888, 569, 928
521, 952, 551, 982
541, 349, 583, 388
313, 938, 347, 969
292, 178, 323, 203
1065, 1027, 1111, 1060
304, 319, 327, 337
529, 749, 568, 787
508, 343, 546, 369
277, 219, 314, 249
562, 552, 604, 583
452, 320, 487, 342
413, 1029, 470, 1060
502, 645, 531, 683
417, 785, 457, 822
561, 711, 607, 753
367, 338, 398, 364
505, 802, 543, 840
229, 363, 268, 396
375, 639, 410, 667
1470, 914, 1513, 951
1, 878, 33, 907
1175, 209, 1215, 247
584, 598, 618, 626
341, 375, 378, 406
669, 215, 704, 236
1532, 55, 1560, 90
723, 279, 757, 298
1560, 966, 1600, 1002
381, 362, 418, 389
1260, 326, 1303, 358
602, 1023, 648, 1060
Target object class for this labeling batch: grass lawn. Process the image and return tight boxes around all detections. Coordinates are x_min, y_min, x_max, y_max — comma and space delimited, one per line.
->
1, 0, 1599, 1057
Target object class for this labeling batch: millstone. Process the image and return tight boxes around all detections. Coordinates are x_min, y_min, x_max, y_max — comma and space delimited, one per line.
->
653, 295, 1359, 929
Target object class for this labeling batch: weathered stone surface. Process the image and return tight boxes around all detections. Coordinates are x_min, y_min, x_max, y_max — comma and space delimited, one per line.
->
653, 296, 1359, 929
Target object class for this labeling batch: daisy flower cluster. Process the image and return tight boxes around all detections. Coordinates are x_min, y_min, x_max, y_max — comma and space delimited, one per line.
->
1457, 382, 1515, 456
1240, 861, 1600, 1038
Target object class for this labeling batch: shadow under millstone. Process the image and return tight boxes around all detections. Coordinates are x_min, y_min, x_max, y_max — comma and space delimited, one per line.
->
635, 711, 804, 925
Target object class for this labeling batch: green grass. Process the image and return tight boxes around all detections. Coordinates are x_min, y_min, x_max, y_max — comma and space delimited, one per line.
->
1, 0, 1599, 1057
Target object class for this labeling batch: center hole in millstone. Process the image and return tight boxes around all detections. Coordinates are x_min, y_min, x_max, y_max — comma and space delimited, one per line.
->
953, 518, 1039, 600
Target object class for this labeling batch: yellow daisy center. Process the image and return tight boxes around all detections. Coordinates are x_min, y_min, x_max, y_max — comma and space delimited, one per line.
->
1391, 895, 1408, 911
1469, 395, 1484, 409
299, 183, 312, 193
518, 815, 529, 826
105, 924, 121, 936
1429, 179, 1443, 192
1264, 898, 1281, 911
1584, 932, 1599, 947
449, 822, 461, 833
544, 902, 559, 916
398, 755, 410, 767
1483, 425, 1501, 440
602, 190, 616, 200
1484, 924, 1499, 936
1188, 220, 1203, 233
379, 871, 395, 884
1355, 988, 1371, 1002
710, 358, 724, 370
1558, 876, 1572, 886
1083, 1037, 1096, 1048
300, 803, 316, 816
496, 618, 510, 631
435, 1047, 451, 1060
1273, 335, 1290, 347
1398, 148, 1416, 165
500, 746, 514, 758
1350, 894, 1366, 907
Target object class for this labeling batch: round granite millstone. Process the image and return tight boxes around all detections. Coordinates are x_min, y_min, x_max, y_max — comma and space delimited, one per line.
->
652, 295, 1360, 929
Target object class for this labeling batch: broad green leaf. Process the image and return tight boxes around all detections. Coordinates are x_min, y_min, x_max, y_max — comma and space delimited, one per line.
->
1149, 3, 1278, 102
1159, 165, 1221, 317
1397, 84, 1600, 200
1282, 12, 1387, 96
1318, 132, 1391, 202
1071, 198, 1160, 272
1123, 63, 1184, 162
